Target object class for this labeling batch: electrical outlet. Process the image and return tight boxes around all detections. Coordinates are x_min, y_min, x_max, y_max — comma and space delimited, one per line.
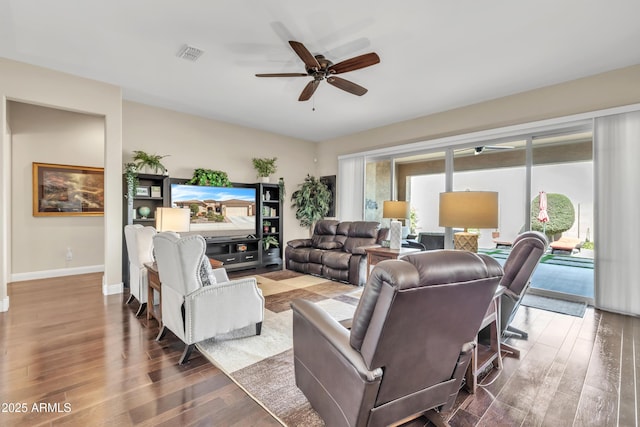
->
66, 247, 73, 261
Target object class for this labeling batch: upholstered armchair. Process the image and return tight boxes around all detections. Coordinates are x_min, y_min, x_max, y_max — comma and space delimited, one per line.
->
291, 250, 503, 426
153, 232, 265, 364
124, 224, 157, 316
499, 231, 549, 340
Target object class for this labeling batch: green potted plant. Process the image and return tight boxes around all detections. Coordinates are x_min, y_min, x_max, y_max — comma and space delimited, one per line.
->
291, 174, 331, 235
263, 235, 279, 251
133, 150, 168, 175
187, 168, 232, 187
252, 157, 278, 182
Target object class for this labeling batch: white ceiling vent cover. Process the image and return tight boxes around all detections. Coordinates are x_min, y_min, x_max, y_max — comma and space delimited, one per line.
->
177, 45, 204, 61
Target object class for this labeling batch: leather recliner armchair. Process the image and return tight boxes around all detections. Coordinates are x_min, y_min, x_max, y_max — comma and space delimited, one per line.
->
499, 231, 549, 339
291, 250, 503, 426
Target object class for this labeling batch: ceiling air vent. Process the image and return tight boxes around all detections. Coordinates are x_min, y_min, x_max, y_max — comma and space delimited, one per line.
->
177, 45, 204, 62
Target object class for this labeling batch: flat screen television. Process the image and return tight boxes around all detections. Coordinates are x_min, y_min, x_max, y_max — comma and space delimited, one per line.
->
170, 182, 257, 239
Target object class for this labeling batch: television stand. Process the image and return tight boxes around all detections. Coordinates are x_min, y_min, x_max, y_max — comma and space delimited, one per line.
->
205, 237, 261, 272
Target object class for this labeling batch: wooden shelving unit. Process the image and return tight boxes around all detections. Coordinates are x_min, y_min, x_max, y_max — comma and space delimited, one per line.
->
122, 173, 170, 286
258, 183, 283, 268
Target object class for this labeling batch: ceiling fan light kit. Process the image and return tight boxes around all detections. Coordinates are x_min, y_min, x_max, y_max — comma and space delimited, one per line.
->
256, 40, 380, 101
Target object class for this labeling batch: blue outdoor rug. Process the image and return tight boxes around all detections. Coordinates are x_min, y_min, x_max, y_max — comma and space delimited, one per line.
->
521, 294, 587, 318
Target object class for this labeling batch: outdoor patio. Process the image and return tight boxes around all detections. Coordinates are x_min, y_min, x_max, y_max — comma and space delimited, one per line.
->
479, 247, 594, 304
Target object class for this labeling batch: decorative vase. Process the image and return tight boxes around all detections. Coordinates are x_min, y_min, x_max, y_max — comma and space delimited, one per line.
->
138, 206, 151, 219
389, 220, 402, 250
261, 176, 270, 183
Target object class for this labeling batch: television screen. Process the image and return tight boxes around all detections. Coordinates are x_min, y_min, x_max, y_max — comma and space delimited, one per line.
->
170, 183, 257, 238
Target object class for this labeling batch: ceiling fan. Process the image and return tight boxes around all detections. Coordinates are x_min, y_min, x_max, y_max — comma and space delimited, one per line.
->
472, 145, 514, 155
255, 40, 380, 101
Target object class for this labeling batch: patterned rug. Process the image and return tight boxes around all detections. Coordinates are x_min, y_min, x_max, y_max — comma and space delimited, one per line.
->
196, 270, 363, 426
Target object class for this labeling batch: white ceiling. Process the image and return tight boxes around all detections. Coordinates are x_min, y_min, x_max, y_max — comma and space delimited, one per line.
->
2, 1, 640, 143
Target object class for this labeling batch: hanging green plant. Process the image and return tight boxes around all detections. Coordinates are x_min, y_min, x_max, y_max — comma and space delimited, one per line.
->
252, 157, 278, 179
187, 168, 232, 187
133, 150, 168, 174
123, 162, 138, 197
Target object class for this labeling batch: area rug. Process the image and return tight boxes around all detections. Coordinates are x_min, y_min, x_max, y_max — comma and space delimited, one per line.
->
196, 271, 362, 426
521, 293, 587, 318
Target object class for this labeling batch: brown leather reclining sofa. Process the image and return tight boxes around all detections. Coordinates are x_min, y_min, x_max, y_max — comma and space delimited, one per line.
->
285, 220, 388, 286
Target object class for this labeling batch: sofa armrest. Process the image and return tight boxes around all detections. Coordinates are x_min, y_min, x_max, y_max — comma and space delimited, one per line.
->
287, 238, 312, 249
351, 244, 380, 255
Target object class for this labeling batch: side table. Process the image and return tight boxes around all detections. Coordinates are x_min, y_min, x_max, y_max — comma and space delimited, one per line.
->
145, 262, 162, 325
364, 246, 421, 278
465, 285, 505, 393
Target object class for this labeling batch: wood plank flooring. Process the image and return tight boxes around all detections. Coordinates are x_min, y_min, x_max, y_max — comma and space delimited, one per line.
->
0, 273, 280, 427
1, 272, 638, 426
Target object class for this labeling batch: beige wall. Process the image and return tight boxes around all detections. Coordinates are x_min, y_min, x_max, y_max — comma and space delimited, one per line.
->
0, 58, 122, 306
122, 101, 318, 243
9, 102, 105, 274
316, 64, 640, 177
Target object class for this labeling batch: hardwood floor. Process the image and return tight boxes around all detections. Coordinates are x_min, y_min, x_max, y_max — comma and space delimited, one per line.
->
1, 272, 638, 426
0, 273, 280, 427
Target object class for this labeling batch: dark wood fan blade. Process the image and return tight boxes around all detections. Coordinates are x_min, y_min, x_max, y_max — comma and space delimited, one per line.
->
289, 41, 320, 70
255, 73, 308, 77
298, 80, 320, 101
326, 76, 368, 96
328, 52, 380, 74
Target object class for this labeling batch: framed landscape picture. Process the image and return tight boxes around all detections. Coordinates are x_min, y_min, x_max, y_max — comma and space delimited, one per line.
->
32, 162, 104, 216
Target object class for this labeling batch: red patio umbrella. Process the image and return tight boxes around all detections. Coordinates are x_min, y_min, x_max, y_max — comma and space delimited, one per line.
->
537, 191, 549, 233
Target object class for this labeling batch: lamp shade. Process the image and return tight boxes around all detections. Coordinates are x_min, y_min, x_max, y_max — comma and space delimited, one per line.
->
439, 191, 498, 229
383, 200, 410, 219
155, 207, 191, 233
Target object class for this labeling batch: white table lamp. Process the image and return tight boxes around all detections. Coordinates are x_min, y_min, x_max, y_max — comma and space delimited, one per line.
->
155, 207, 191, 233
439, 191, 498, 252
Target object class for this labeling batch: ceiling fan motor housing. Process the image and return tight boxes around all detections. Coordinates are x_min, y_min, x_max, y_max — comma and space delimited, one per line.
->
306, 55, 334, 80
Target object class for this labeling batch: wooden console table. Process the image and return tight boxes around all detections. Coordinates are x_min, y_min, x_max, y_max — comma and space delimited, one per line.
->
364, 246, 421, 278
145, 262, 163, 325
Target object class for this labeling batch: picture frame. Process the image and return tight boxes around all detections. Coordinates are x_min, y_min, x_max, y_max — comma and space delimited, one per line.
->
33, 162, 104, 217
136, 186, 151, 197
150, 185, 161, 198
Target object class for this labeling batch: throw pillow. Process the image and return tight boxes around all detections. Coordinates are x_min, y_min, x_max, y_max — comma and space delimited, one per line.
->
199, 256, 217, 287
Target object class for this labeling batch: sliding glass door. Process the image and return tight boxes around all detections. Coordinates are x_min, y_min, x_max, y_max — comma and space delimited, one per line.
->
452, 141, 527, 249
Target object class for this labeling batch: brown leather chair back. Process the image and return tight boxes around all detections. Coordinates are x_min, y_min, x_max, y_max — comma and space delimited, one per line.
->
499, 231, 549, 334
502, 231, 548, 296
350, 250, 503, 407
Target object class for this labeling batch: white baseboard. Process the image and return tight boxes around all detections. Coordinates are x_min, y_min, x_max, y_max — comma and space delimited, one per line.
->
102, 275, 123, 295
0, 296, 9, 312
10, 265, 104, 282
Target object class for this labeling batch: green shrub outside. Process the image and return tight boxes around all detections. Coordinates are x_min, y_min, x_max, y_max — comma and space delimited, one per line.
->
530, 193, 575, 239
